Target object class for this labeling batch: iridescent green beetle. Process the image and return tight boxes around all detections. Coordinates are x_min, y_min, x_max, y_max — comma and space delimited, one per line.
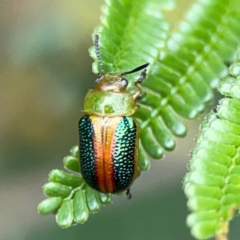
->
79, 35, 149, 198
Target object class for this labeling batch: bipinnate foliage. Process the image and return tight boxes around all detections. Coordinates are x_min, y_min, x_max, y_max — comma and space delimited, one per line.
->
184, 53, 240, 239
38, 0, 240, 236
38, 146, 112, 227
90, 0, 240, 171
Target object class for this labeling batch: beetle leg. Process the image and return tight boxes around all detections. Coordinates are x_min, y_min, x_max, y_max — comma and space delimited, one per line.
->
133, 105, 140, 112
132, 69, 147, 100
136, 166, 141, 178
126, 188, 132, 199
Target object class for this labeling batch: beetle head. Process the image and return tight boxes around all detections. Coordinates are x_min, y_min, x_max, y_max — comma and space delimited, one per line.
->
93, 35, 149, 93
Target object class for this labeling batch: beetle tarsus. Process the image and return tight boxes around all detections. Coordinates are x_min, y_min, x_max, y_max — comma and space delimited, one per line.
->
136, 91, 147, 101
126, 189, 132, 199
135, 69, 147, 83
133, 69, 147, 100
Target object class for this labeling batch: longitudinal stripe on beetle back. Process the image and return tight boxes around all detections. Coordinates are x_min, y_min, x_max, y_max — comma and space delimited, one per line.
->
92, 116, 118, 193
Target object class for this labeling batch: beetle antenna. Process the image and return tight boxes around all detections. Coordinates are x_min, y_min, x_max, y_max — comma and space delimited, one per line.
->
94, 35, 104, 74
121, 63, 149, 76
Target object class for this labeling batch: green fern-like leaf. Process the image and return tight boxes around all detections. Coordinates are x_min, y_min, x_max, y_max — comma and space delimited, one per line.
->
38, 0, 240, 229
91, 0, 240, 171
38, 146, 112, 227
184, 53, 240, 239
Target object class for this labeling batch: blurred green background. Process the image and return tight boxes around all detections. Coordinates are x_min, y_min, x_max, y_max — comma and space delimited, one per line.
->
1, 0, 240, 239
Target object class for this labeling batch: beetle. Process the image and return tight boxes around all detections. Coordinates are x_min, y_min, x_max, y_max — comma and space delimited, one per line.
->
79, 35, 149, 198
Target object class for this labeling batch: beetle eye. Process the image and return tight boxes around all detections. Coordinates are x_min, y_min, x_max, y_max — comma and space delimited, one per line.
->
121, 79, 128, 87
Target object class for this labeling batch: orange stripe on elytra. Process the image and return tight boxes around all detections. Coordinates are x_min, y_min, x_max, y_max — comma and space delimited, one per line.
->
103, 118, 116, 193
90, 116, 122, 193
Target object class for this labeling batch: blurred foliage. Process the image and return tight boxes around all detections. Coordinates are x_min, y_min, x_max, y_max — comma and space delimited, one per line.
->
184, 53, 240, 239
